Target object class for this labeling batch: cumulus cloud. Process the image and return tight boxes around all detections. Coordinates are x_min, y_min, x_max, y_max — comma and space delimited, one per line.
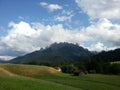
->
54, 15, 73, 22
0, 18, 120, 59
54, 10, 74, 22
75, 0, 120, 51
0, 21, 90, 58
18, 16, 24, 20
89, 42, 107, 52
61, 10, 73, 16
40, 2, 48, 6
75, 0, 120, 19
0, 56, 15, 61
85, 18, 120, 45
40, 2, 62, 11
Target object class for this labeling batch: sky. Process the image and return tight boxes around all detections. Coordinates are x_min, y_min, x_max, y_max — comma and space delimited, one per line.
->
0, 0, 120, 60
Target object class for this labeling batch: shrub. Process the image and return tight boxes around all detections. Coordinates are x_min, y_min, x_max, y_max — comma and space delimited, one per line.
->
61, 65, 77, 73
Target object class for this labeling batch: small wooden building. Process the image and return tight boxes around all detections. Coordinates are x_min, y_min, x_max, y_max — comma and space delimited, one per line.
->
73, 70, 85, 76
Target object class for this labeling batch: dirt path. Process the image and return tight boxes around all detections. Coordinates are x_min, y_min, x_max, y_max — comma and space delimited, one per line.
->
0, 67, 17, 76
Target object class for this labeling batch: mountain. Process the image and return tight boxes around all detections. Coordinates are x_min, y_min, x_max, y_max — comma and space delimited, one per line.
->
84, 48, 120, 74
0, 59, 6, 63
9, 42, 93, 65
91, 48, 120, 62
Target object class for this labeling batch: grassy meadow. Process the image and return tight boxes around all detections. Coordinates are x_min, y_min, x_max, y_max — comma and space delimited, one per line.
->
37, 74, 120, 90
0, 74, 80, 90
0, 64, 120, 90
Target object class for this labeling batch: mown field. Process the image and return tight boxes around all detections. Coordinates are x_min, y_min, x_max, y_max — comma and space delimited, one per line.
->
0, 64, 120, 90
0, 74, 80, 90
37, 74, 120, 90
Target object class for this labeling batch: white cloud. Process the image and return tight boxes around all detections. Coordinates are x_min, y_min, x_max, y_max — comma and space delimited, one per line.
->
0, 56, 15, 61
0, 18, 120, 59
40, 2, 48, 6
48, 4, 62, 11
89, 42, 107, 52
85, 18, 120, 45
54, 10, 74, 22
18, 16, 24, 20
2, 21, 40, 53
89, 42, 119, 52
0, 21, 90, 56
54, 15, 73, 22
75, 0, 120, 19
62, 10, 73, 16
75, 0, 120, 49
40, 2, 62, 12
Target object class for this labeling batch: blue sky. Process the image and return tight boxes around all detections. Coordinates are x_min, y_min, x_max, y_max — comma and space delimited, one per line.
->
0, 0, 120, 60
0, 0, 89, 32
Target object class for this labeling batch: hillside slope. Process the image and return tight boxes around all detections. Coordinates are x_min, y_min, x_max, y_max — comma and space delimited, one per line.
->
91, 48, 120, 62
0, 64, 59, 77
0, 64, 120, 90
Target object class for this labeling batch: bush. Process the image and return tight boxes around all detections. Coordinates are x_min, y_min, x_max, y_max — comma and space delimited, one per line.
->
61, 65, 77, 73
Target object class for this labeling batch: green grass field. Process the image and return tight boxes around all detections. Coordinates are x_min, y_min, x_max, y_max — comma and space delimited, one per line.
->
37, 74, 120, 90
0, 75, 80, 90
0, 64, 120, 90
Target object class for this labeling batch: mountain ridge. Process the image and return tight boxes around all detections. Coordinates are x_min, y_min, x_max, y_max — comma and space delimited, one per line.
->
9, 42, 93, 64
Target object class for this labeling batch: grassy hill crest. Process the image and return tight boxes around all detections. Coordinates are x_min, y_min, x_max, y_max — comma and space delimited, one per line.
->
0, 64, 59, 77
